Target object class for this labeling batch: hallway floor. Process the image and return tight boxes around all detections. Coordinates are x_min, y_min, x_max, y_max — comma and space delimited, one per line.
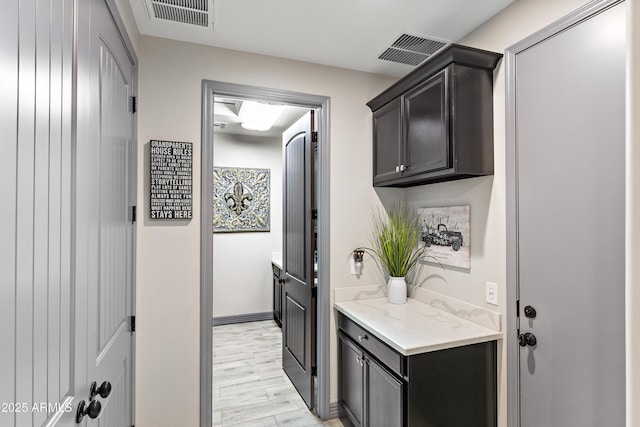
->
213, 320, 343, 427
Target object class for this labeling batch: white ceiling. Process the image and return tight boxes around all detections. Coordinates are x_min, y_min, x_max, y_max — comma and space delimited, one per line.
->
213, 97, 310, 138
129, 0, 514, 77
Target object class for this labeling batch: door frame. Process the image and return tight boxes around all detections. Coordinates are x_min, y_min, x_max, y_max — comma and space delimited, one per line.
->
505, 0, 624, 425
200, 80, 331, 426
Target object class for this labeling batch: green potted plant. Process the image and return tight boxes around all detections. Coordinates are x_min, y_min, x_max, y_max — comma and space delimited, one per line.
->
360, 203, 432, 304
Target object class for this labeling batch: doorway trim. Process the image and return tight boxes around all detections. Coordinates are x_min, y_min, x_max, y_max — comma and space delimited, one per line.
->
505, 0, 623, 425
200, 80, 331, 426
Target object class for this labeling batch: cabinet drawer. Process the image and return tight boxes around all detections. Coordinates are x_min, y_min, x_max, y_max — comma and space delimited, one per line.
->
338, 313, 403, 377
272, 263, 281, 277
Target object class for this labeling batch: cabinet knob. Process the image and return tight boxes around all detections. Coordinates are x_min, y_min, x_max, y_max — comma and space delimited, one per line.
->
358, 334, 368, 342
399, 164, 407, 172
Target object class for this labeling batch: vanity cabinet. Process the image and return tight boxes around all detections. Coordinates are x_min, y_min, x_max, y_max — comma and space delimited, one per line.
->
339, 333, 403, 427
368, 44, 502, 187
272, 263, 282, 327
337, 312, 497, 427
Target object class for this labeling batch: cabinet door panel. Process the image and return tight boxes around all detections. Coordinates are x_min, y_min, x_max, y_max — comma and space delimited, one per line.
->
404, 68, 450, 175
372, 98, 402, 184
366, 357, 403, 427
339, 335, 364, 427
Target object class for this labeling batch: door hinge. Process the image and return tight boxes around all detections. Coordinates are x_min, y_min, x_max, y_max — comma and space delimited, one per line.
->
311, 131, 318, 143
312, 287, 317, 298
130, 315, 136, 333
131, 96, 137, 114
516, 299, 520, 317
311, 209, 318, 221
311, 366, 317, 376
132, 206, 137, 223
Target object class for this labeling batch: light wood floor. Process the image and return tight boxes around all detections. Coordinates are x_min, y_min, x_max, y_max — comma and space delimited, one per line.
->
213, 320, 343, 427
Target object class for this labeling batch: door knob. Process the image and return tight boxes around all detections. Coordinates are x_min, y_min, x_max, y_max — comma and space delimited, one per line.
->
76, 399, 101, 423
90, 381, 112, 400
524, 305, 537, 319
518, 332, 537, 347
278, 277, 286, 284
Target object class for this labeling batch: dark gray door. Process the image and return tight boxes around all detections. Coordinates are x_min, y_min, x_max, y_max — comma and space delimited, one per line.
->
282, 111, 316, 409
513, 3, 625, 426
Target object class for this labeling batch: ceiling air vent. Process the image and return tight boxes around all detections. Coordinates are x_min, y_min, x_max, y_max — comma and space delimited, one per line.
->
144, 0, 214, 29
378, 34, 450, 66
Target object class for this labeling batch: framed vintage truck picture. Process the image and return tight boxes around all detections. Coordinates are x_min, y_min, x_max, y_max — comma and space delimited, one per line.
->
418, 206, 470, 269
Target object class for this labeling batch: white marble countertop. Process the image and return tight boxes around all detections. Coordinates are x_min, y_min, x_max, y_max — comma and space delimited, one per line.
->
271, 252, 317, 273
334, 297, 503, 356
271, 251, 283, 270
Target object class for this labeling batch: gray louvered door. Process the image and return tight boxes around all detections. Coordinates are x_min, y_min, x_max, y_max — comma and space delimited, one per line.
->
0, 0, 80, 425
0, 0, 134, 425
282, 111, 316, 409
81, 0, 136, 425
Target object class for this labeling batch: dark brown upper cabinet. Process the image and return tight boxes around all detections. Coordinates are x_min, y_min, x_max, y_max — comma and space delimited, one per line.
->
368, 44, 502, 187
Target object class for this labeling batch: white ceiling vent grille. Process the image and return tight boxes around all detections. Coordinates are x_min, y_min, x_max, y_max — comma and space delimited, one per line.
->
378, 34, 450, 66
144, 0, 214, 29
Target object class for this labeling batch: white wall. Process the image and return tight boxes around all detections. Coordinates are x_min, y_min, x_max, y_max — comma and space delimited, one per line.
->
212, 133, 283, 317
135, 36, 396, 427
113, 0, 139, 54
628, 0, 640, 424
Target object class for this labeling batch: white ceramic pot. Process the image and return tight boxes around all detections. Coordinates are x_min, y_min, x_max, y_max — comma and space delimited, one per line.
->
387, 276, 407, 304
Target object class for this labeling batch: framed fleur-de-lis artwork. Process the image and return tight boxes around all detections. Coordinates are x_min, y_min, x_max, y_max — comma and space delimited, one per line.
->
213, 167, 270, 232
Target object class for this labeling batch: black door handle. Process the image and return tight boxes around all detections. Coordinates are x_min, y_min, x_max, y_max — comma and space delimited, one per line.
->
518, 332, 537, 347
90, 381, 112, 399
76, 399, 101, 423
524, 305, 537, 319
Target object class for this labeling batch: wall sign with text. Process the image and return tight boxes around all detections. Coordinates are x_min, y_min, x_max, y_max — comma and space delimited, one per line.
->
150, 139, 193, 219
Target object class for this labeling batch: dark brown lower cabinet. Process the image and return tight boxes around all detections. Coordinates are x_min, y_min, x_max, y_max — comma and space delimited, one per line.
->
272, 263, 282, 327
337, 312, 497, 427
339, 333, 403, 427
339, 335, 364, 426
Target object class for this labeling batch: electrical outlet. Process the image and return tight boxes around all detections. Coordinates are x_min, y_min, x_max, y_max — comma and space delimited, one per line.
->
486, 282, 498, 306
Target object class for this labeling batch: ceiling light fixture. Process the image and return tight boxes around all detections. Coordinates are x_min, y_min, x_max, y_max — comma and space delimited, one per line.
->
238, 101, 285, 131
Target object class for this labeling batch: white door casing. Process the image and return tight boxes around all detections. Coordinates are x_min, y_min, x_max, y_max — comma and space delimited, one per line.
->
201, 82, 331, 424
